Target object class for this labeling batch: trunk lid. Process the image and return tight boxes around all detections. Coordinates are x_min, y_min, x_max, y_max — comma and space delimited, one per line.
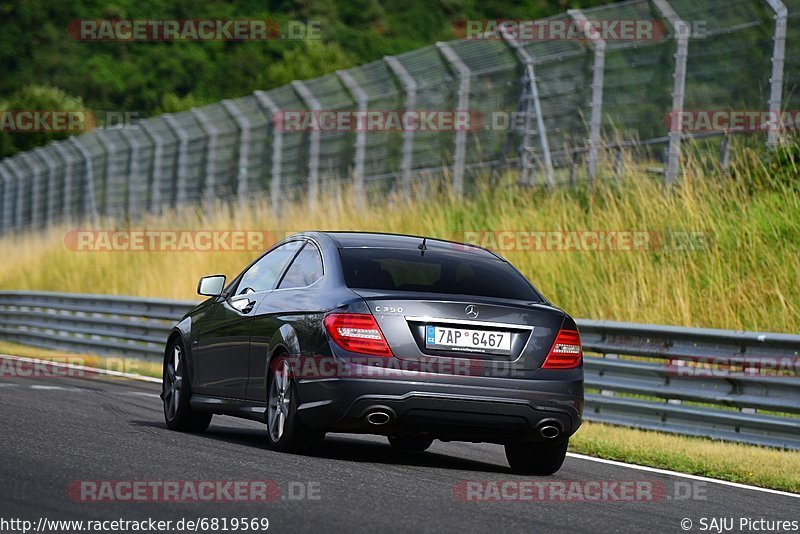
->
357, 289, 566, 374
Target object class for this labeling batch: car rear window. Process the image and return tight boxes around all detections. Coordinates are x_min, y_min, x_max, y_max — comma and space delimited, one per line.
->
339, 247, 541, 301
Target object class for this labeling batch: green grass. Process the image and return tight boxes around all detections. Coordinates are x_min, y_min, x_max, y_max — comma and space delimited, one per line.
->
571, 422, 800, 493
0, 340, 162, 378
0, 145, 797, 333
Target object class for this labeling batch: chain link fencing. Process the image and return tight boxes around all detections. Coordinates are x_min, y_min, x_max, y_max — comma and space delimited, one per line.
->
0, 0, 795, 234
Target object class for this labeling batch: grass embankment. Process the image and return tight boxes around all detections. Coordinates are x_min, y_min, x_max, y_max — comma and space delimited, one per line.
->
0, 146, 797, 332
0, 145, 798, 491
570, 422, 800, 493
0, 340, 162, 377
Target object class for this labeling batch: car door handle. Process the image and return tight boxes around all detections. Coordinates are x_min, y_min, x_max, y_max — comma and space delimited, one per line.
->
231, 297, 256, 314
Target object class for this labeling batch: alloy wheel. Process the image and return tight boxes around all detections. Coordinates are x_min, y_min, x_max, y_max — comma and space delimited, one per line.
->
164, 344, 182, 421
268, 359, 292, 442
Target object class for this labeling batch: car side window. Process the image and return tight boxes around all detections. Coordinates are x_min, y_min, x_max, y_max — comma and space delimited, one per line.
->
278, 243, 324, 289
236, 241, 303, 295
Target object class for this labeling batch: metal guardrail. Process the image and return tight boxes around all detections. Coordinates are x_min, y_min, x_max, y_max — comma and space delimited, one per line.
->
0, 291, 195, 360
579, 320, 800, 450
0, 291, 798, 450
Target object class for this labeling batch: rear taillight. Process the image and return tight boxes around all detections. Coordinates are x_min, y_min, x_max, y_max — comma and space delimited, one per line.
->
542, 329, 582, 369
323, 313, 393, 357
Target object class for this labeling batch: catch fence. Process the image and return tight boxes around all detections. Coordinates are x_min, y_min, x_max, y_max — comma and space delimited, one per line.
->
0, 0, 796, 233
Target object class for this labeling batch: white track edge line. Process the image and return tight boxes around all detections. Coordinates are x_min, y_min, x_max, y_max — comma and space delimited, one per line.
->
2, 353, 797, 498
0, 354, 161, 383
567, 453, 799, 499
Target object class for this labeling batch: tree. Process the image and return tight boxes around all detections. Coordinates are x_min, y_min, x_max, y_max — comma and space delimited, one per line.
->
0, 85, 87, 158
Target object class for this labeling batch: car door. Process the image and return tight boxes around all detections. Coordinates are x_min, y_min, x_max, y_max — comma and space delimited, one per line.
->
247, 240, 326, 401
193, 240, 304, 398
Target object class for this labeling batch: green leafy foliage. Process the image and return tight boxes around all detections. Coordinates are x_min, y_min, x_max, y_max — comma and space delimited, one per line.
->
0, 85, 86, 157
0, 0, 609, 156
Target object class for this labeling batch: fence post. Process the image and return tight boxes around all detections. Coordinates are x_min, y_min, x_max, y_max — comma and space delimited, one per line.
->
95, 132, 117, 217
336, 69, 368, 205
163, 115, 189, 205
20, 152, 43, 230
498, 24, 555, 186
253, 90, 283, 214
140, 122, 164, 213
0, 162, 14, 234
6, 158, 26, 232
764, 0, 788, 148
436, 42, 469, 197
0, 164, 5, 235
33, 148, 57, 228
720, 134, 731, 175
191, 108, 219, 207
614, 148, 624, 179
121, 128, 143, 220
69, 137, 99, 225
95, 133, 114, 217
384, 56, 417, 200
51, 142, 74, 224
653, 0, 689, 185
221, 100, 251, 202
291, 81, 321, 207
568, 9, 606, 184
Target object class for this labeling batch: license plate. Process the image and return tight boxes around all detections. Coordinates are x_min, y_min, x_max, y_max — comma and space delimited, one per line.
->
425, 325, 511, 354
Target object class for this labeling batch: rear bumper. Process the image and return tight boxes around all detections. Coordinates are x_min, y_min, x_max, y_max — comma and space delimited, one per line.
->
295, 371, 583, 443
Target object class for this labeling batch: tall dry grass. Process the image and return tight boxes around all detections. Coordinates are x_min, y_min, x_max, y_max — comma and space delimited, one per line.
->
0, 146, 797, 332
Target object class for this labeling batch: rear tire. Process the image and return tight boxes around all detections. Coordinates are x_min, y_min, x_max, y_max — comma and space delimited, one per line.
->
266, 356, 324, 452
388, 435, 433, 452
163, 339, 212, 433
505, 439, 568, 475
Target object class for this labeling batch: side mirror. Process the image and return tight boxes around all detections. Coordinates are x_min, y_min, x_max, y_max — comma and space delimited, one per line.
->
197, 275, 226, 297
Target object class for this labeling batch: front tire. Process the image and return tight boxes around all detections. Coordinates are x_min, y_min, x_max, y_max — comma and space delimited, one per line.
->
266, 356, 323, 452
504, 439, 568, 475
163, 339, 212, 433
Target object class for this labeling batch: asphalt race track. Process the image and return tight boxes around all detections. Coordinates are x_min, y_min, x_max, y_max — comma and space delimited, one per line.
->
1, 356, 797, 534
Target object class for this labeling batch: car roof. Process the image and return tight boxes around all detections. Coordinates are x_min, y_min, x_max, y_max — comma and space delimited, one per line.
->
317, 231, 501, 260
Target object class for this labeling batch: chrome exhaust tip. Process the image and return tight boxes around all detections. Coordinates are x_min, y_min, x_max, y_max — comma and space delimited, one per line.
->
539, 425, 561, 439
536, 419, 563, 439
366, 411, 391, 426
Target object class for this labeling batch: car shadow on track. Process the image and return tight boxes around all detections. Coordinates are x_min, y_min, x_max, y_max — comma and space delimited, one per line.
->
132, 420, 509, 474
301, 435, 509, 474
